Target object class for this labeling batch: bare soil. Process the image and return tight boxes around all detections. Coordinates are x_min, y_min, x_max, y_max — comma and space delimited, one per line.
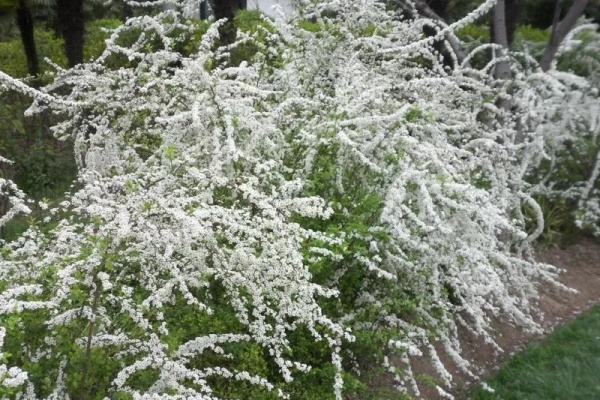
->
407, 238, 600, 400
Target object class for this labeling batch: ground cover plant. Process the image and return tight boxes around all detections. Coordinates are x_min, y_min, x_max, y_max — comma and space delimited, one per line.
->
469, 305, 600, 400
0, 0, 598, 399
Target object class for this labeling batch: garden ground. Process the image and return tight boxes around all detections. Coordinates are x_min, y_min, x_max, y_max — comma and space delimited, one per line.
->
402, 238, 600, 399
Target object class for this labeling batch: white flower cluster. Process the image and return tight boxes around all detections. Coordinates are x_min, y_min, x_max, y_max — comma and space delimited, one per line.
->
0, 328, 28, 389
0, 173, 31, 229
511, 21, 600, 237
0, 1, 598, 398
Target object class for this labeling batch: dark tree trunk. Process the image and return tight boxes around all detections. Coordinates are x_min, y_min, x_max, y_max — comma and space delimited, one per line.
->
427, 0, 449, 20
200, 0, 208, 20
490, 0, 519, 48
490, 0, 517, 144
505, 0, 520, 46
540, 0, 589, 71
121, 2, 133, 22
210, 0, 246, 45
56, 0, 84, 67
16, 0, 39, 77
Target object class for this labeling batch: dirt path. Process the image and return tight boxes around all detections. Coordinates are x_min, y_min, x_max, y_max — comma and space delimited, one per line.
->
410, 238, 600, 399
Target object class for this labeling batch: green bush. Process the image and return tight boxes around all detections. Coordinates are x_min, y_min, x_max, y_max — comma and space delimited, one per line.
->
515, 25, 550, 43
230, 9, 277, 67
510, 25, 550, 60
557, 28, 600, 78
0, 91, 76, 206
84, 18, 123, 62
0, 18, 125, 77
0, 27, 67, 78
455, 23, 489, 42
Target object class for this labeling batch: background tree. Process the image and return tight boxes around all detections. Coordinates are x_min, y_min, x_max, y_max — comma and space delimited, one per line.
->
15, 0, 38, 76
541, 0, 590, 70
490, 0, 511, 79
0, 0, 38, 77
56, 0, 83, 66
490, 0, 518, 46
211, 0, 246, 44
400, 0, 597, 71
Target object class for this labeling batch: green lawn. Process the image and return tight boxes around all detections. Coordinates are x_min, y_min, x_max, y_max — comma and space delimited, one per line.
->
469, 305, 600, 400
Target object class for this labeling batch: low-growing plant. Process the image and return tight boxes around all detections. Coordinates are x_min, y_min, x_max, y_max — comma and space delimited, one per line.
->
470, 306, 600, 400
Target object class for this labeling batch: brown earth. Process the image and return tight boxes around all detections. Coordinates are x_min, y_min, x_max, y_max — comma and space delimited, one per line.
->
406, 238, 600, 400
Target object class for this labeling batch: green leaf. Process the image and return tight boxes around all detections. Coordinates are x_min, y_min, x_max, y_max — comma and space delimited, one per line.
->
0, 0, 18, 14
11, 119, 24, 134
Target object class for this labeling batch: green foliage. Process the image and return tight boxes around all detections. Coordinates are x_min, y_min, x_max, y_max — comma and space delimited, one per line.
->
445, 0, 487, 22
455, 24, 490, 42
174, 19, 211, 56
298, 20, 322, 33
14, 140, 76, 198
0, 92, 76, 201
282, 141, 428, 398
230, 9, 277, 67
99, 16, 211, 69
455, 24, 490, 69
514, 25, 550, 43
405, 107, 425, 122
0, 91, 76, 242
511, 25, 550, 59
359, 23, 377, 37
527, 129, 600, 242
521, 0, 563, 29
0, 17, 124, 77
234, 9, 273, 35
0, 27, 67, 78
0, 0, 17, 15
83, 18, 122, 62
470, 305, 600, 400
557, 28, 600, 78
523, 196, 579, 248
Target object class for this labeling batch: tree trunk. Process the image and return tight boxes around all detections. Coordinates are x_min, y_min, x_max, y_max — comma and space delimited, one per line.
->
56, 0, 84, 67
210, 0, 245, 45
504, 0, 520, 46
200, 0, 208, 20
491, 0, 512, 80
16, 0, 39, 77
427, 0, 449, 20
540, 0, 589, 71
121, 2, 133, 21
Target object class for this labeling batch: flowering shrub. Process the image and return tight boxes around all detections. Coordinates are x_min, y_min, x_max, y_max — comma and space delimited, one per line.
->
512, 20, 600, 238
0, 0, 598, 399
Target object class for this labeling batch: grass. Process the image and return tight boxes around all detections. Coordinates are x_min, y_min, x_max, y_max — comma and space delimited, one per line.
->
469, 305, 600, 400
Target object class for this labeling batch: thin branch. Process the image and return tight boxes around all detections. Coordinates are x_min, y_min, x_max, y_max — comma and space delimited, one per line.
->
78, 276, 103, 400
387, 0, 470, 67
412, 0, 470, 66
